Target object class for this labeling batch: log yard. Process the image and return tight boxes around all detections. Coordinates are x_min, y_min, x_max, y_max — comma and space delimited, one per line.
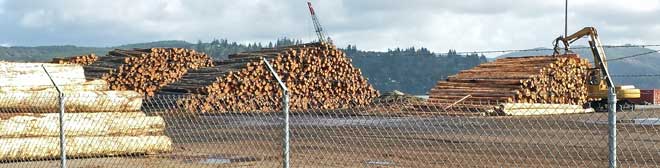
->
0, 0, 659, 167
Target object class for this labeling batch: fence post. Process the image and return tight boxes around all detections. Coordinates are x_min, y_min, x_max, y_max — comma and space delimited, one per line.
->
42, 65, 67, 168
608, 87, 617, 168
262, 58, 290, 168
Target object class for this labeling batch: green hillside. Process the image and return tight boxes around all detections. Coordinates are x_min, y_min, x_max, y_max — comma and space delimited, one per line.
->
0, 46, 109, 62
346, 47, 487, 94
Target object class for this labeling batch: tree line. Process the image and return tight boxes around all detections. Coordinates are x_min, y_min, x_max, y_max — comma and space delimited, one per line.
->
345, 45, 487, 95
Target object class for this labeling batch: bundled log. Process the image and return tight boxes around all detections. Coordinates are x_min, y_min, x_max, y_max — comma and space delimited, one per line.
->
428, 54, 591, 111
495, 103, 595, 116
50, 53, 98, 65
0, 136, 172, 161
0, 91, 142, 112
160, 42, 379, 112
54, 48, 214, 96
0, 112, 164, 138
0, 63, 86, 87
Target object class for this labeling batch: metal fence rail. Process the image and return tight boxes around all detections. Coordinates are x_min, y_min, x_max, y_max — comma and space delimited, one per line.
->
0, 94, 659, 167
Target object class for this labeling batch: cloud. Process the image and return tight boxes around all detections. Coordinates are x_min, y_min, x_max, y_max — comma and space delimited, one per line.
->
0, 0, 4, 14
0, 0, 658, 53
0, 43, 10, 47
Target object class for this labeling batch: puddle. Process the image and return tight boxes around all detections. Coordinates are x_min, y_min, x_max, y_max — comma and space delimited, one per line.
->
173, 154, 259, 164
198, 155, 259, 164
630, 118, 660, 125
366, 160, 394, 166
584, 118, 660, 126
200, 158, 232, 164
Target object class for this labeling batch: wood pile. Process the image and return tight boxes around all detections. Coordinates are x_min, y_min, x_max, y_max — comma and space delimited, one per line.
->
54, 48, 214, 96
160, 42, 379, 112
427, 54, 591, 112
0, 62, 171, 161
50, 53, 98, 65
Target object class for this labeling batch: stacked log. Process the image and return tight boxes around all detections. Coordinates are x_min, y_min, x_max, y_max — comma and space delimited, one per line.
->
71, 48, 214, 96
427, 54, 591, 112
50, 53, 98, 65
160, 42, 379, 112
0, 62, 172, 161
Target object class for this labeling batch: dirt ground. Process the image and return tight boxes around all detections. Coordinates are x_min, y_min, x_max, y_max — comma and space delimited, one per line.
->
2, 106, 660, 168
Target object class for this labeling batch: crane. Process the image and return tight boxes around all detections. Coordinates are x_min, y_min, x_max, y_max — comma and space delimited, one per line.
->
553, 27, 639, 111
554, 27, 613, 87
307, 1, 332, 43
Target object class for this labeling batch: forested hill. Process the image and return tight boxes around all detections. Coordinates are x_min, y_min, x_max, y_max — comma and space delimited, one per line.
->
0, 39, 486, 95
345, 46, 487, 95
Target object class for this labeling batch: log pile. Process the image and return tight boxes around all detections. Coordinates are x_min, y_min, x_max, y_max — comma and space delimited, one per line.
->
427, 54, 591, 112
0, 62, 172, 161
50, 53, 98, 65
57, 48, 214, 96
160, 42, 379, 112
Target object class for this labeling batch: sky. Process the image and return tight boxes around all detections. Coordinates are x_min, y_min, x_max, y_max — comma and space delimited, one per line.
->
0, 0, 659, 53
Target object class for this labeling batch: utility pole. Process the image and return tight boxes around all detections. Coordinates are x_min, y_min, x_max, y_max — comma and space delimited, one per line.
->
565, 0, 568, 37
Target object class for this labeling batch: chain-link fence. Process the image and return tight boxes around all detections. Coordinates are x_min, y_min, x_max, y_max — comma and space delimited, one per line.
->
0, 92, 659, 167
0, 93, 660, 167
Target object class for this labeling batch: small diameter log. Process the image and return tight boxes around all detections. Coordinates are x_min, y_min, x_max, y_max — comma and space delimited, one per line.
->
50, 53, 98, 65
0, 136, 172, 161
0, 91, 143, 112
95, 48, 213, 96
0, 112, 164, 138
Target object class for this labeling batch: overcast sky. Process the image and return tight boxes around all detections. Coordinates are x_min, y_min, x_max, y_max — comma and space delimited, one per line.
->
1, 0, 659, 53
